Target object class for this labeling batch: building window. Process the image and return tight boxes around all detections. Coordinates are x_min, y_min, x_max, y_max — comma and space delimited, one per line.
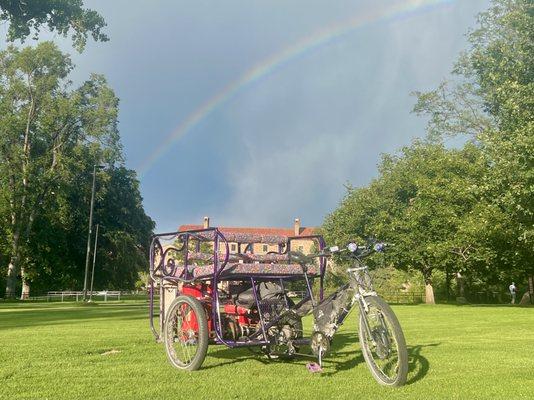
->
230, 244, 237, 253
262, 244, 268, 253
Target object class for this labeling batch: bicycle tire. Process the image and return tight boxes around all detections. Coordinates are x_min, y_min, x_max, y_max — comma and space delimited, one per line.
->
358, 295, 408, 387
164, 295, 209, 371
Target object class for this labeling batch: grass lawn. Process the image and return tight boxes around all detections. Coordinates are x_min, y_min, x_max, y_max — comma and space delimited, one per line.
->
1, 300, 533, 399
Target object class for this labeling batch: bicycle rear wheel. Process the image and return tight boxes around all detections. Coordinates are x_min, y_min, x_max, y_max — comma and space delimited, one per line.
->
358, 295, 408, 387
164, 295, 209, 371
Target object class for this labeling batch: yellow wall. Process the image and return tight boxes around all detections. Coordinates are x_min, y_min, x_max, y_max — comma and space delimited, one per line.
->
225, 239, 317, 254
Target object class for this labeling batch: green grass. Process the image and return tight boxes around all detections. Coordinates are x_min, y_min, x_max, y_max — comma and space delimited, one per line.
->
1, 301, 533, 399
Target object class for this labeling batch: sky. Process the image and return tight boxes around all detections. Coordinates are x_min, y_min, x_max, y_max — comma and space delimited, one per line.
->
1, 0, 491, 232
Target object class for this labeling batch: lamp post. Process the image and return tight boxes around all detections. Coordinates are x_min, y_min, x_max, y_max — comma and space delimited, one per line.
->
83, 164, 104, 301
89, 224, 99, 302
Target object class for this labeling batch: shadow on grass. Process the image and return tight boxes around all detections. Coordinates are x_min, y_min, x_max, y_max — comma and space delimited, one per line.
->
0, 302, 148, 331
389, 302, 527, 308
203, 332, 365, 374
202, 345, 272, 370
464, 303, 533, 308
406, 343, 440, 385
320, 332, 365, 376
177, 328, 437, 385
318, 332, 438, 383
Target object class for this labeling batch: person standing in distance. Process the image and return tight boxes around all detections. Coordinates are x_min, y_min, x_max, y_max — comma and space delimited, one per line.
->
509, 282, 517, 304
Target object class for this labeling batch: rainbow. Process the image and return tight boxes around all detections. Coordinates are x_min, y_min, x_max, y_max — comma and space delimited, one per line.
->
137, 0, 453, 176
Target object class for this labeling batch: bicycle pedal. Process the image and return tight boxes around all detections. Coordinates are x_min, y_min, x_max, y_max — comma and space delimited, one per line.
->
306, 362, 323, 373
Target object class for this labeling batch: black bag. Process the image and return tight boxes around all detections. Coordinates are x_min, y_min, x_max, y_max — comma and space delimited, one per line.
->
236, 281, 284, 307
313, 287, 354, 337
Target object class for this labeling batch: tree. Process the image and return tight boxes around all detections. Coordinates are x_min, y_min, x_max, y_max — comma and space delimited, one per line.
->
324, 0, 532, 303
467, 1, 533, 274
22, 155, 154, 295
91, 166, 155, 290
0, 0, 108, 51
0, 42, 120, 298
413, 0, 533, 287
323, 142, 485, 304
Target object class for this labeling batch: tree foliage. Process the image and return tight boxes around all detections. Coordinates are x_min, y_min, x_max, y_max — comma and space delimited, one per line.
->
323, 143, 486, 303
415, 0, 533, 274
324, 0, 533, 302
0, 0, 108, 51
0, 42, 153, 298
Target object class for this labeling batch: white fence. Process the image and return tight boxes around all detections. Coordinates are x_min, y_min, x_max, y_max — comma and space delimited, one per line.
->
45, 291, 121, 302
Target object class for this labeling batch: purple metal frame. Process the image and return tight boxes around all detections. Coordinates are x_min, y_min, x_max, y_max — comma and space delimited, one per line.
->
148, 227, 327, 348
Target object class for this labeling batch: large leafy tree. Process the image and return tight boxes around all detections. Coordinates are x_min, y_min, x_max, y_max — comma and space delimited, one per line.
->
323, 142, 487, 304
26, 161, 154, 294
91, 166, 155, 290
325, 0, 532, 304
0, 0, 108, 51
414, 0, 533, 283
0, 42, 120, 298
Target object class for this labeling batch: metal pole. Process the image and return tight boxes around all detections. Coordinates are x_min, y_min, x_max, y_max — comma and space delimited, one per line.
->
89, 224, 99, 302
83, 165, 98, 301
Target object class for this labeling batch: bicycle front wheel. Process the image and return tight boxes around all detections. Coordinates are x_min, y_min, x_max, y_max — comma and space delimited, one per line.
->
358, 295, 408, 387
164, 295, 209, 371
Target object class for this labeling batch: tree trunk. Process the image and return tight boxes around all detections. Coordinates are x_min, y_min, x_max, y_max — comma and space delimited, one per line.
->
5, 232, 20, 298
5, 258, 18, 298
425, 282, 435, 304
528, 276, 533, 304
423, 270, 435, 304
445, 271, 451, 301
456, 272, 465, 297
20, 267, 30, 300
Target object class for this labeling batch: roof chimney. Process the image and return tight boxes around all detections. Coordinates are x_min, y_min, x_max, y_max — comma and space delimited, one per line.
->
203, 216, 210, 229
294, 218, 301, 236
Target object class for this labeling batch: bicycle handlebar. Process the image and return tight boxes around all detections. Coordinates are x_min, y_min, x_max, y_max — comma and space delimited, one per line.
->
288, 241, 393, 264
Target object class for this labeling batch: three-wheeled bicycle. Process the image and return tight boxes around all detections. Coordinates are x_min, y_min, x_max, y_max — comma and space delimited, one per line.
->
148, 227, 408, 386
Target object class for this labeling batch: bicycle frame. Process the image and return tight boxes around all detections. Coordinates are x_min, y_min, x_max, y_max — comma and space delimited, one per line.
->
309, 260, 378, 340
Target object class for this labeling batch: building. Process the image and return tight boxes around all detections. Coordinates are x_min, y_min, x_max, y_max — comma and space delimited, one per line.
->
178, 217, 318, 255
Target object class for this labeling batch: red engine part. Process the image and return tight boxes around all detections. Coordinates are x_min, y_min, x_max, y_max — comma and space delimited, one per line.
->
180, 283, 213, 333
181, 303, 200, 333
181, 282, 212, 299
224, 304, 255, 326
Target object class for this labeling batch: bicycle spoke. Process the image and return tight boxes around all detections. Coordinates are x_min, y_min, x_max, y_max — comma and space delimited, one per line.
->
361, 304, 402, 383
167, 303, 199, 366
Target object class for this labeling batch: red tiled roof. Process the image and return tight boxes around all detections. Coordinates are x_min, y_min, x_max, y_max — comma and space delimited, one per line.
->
178, 224, 317, 237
